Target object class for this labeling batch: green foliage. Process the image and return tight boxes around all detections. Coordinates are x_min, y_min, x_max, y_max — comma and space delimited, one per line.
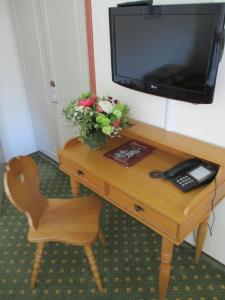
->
96, 114, 111, 127
80, 91, 91, 99
62, 92, 130, 144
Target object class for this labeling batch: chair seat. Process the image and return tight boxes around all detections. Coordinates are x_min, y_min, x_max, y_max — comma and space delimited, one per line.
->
28, 195, 102, 245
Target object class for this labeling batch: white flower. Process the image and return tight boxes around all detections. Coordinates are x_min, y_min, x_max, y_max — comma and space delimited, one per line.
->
98, 100, 113, 114
75, 106, 85, 112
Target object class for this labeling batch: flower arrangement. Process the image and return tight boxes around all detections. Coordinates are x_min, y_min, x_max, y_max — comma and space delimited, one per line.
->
63, 92, 130, 149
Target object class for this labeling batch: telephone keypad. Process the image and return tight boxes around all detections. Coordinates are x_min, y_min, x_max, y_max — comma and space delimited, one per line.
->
174, 175, 195, 190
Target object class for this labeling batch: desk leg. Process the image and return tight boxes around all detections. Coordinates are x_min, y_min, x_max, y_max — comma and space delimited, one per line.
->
70, 176, 80, 197
195, 214, 210, 263
159, 237, 174, 300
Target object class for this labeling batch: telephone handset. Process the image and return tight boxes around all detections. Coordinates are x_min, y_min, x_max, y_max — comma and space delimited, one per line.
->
162, 158, 218, 192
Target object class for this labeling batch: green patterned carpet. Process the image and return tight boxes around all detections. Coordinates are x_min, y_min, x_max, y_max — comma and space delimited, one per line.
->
0, 152, 224, 300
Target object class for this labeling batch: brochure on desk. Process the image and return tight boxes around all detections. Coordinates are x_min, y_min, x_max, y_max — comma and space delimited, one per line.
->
104, 140, 156, 167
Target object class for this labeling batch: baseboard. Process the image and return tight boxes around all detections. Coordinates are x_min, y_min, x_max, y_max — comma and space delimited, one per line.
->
182, 240, 225, 271
35, 151, 59, 165
38, 146, 58, 162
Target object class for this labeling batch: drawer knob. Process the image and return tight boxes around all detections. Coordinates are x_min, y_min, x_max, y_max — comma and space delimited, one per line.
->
134, 204, 144, 212
77, 170, 84, 176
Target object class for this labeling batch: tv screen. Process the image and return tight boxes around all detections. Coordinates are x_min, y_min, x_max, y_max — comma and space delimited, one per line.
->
109, 4, 225, 104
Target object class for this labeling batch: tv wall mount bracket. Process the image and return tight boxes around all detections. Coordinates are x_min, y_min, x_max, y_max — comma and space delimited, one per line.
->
118, 1, 153, 7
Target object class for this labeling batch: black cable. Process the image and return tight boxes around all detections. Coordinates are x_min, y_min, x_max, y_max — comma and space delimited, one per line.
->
193, 177, 217, 241
207, 177, 217, 236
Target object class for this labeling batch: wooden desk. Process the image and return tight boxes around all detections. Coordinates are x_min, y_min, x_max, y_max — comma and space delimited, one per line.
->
58, 120, 225, 300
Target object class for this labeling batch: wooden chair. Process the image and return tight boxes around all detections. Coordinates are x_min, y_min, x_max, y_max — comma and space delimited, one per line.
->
4, 156, 105, 292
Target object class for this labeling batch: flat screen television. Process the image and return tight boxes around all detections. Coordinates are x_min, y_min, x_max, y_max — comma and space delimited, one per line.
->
109, 3, 225, 104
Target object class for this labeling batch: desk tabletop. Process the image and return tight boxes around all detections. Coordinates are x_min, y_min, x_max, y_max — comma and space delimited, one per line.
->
59, 135, 223, 225
123, 120, 225, 166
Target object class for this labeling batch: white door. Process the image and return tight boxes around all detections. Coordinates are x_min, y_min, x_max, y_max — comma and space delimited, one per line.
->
38, 0, 90, 145
11, 0, 90, 160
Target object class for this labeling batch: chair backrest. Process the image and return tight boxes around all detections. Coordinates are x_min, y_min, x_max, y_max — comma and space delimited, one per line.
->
4, 156, 48, 230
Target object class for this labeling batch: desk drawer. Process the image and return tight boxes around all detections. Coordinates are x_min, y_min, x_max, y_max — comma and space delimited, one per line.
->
74, 165, 105, 194
108, 186, 177, 239
60, 157, 105, 195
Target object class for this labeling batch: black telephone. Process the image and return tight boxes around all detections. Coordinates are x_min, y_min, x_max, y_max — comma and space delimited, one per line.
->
162, 158, 218, 192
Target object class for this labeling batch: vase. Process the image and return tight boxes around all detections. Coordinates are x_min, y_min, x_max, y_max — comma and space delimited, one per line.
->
84, 131, 106, 150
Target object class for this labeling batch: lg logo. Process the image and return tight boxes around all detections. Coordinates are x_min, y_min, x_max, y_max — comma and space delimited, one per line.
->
151, 84, 157, 89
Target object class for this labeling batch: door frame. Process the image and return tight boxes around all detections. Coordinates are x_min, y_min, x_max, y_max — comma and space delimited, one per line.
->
85, 0, 96, 95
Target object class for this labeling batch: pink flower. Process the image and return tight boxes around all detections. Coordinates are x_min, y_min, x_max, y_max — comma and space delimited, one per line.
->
78, 95, 98, 107
78, 98, 94, 107
113, 119, 120, 128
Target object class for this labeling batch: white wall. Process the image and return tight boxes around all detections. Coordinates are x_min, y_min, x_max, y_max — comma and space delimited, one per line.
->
0, 0, 37, 162
92, 0, 225, 264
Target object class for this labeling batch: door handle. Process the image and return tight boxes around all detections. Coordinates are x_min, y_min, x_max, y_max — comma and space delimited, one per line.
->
50, 80, 56, 87
49, 81, 58, 104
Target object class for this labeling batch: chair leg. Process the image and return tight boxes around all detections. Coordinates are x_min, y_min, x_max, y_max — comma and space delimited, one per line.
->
31, 242, 45, 288
98, 229, 106, 247
84, 244, 104, 292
